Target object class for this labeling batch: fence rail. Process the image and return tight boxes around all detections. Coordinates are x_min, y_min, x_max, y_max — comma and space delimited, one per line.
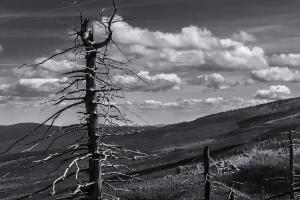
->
202, 146, 250, 200
202, 129, 300, 200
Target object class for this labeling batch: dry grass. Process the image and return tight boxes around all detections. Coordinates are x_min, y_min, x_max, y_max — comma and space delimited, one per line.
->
120, 166, 203, 200
2, 133, 300, 200
121, 135, 300, 199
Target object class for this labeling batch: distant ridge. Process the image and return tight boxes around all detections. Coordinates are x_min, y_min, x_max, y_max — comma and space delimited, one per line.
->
0, 123, 59, 142
165, 97, 300, 129
2, 97, 300, 133
2, 97, 300, 168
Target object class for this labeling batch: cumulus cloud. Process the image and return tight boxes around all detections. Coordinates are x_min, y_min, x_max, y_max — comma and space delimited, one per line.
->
113, 71, 181, 92
186, 73, 237, 90
94, 16, 268, 72
0, 77, 67, 97
254, 85, 292, 100
36, 56, 81, 73
132, 97, 224, 111
232, 31, 257, 42
3, 51, 83, 108
204, 97, 224, 104
269, 54, 300, 67
251, 67, 300, 82
16, 51, 82, 78
126, 97, 270, 112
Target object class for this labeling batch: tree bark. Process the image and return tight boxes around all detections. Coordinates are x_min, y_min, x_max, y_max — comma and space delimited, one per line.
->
84, 26, 102, 199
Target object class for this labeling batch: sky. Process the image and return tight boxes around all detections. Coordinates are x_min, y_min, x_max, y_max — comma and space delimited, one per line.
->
1, 0, 300, 125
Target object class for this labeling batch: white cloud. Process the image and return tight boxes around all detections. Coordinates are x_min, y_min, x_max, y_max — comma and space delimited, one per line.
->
35, 56, 81, 73
94, 16, 269, 72
0, 77, 67, 97
16, 52, 82, 78
127, 97, 270, 112
254, 85, 292, 100
113, 71, 181, 92
232, 31, 257, 42
0, 44, 3, 53
204, 97, 224, 104
251, 67, 300, 82
134, 98, 224, 111
270, 54, 300, 67
0, 84, 10, 91
187, 73, 236, 90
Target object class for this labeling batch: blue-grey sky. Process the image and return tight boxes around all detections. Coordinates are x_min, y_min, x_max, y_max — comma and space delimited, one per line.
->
1, 0, 300, 125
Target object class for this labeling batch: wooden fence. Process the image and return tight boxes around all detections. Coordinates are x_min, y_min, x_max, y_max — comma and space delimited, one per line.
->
203, 130, 300, 200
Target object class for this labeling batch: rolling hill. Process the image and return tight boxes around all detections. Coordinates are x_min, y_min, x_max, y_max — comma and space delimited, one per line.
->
2, 97, 300, 199
109, 97, 300, 170
1, 97, 300, 171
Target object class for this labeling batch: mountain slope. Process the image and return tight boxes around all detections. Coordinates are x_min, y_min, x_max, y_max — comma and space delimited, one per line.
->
1, 97, 300, 170
0, 123, 59, 142
111, 97, 300, 170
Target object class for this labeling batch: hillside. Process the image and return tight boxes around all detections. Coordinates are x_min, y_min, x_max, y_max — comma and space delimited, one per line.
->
110, 97, 300, 170
2, 97, 300, 199
0, 123, 58, 141
1, 97, 300, 171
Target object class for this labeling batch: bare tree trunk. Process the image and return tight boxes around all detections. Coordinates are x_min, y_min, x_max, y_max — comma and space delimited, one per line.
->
203, 146, 211, 200
82, 21, 101, 199
1, 1, 146, 199
289, 130, 295, 200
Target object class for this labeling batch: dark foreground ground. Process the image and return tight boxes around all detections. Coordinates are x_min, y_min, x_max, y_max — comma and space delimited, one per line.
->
2, 98, 300, 199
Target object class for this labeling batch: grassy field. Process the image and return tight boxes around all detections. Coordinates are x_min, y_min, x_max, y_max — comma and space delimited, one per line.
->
120, 135, 300, 200
2, 98, 300, 199
1, 134, 299, 200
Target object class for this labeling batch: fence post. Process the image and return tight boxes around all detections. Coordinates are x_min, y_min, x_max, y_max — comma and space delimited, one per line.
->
261, 181, 265, 200
203, 146, 211, 200
229, 182, 235, 200
289, 130, 295, 200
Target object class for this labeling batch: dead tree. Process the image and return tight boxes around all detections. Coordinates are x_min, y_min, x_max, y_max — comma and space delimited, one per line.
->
1, 1, 147, 199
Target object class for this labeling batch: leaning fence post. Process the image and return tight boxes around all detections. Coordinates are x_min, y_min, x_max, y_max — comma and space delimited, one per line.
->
229, 182, 235, 200
203, 146, 211, 200
261, 181, 265, 200
289, 130, 295, 200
